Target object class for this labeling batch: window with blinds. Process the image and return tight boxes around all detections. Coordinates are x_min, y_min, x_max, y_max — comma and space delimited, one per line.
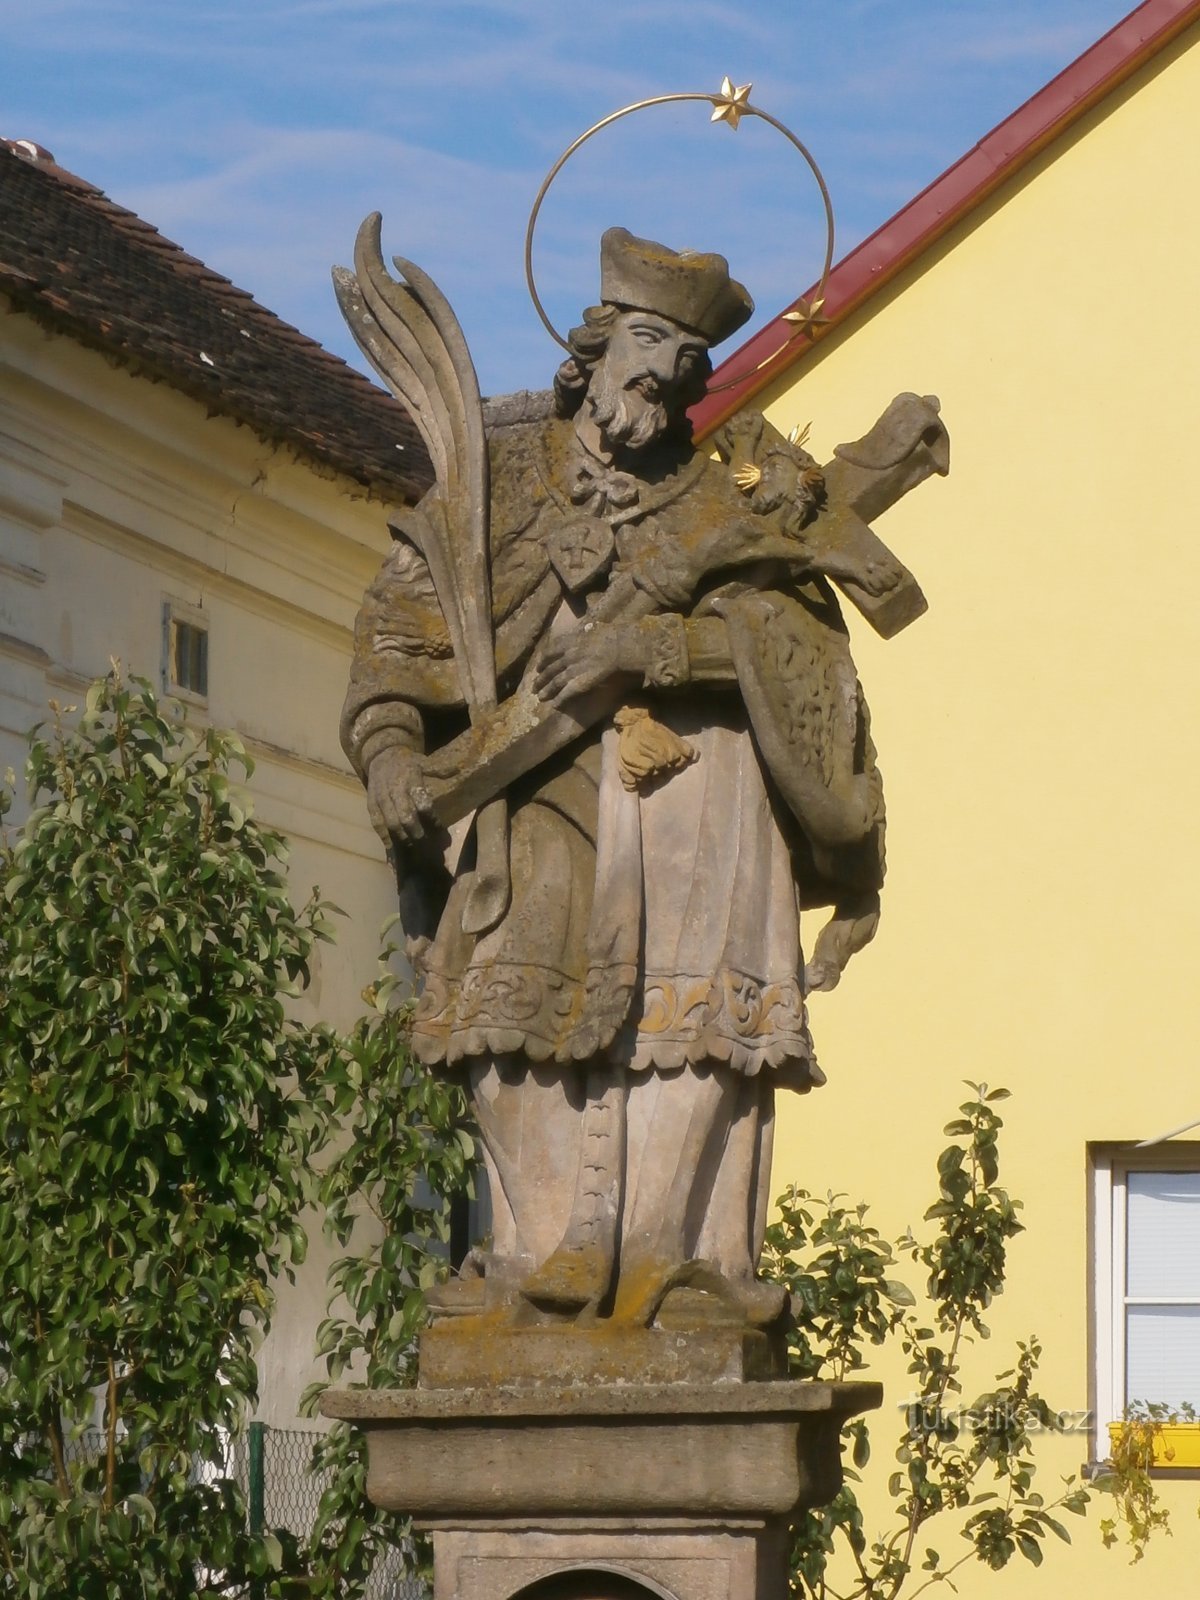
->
1122, 1170, 1200, 1410
1091, 1147, 1200, 1456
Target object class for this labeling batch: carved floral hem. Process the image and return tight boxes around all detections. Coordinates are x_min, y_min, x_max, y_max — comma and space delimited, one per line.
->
411, 956, 821, 1088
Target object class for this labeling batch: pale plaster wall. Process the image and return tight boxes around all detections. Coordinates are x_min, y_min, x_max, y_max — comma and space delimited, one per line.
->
753, 23, 1200, 1596
0, 305, 402, 1428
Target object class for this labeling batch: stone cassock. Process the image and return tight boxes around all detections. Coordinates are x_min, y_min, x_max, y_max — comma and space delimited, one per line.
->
340, 227, 947, 1334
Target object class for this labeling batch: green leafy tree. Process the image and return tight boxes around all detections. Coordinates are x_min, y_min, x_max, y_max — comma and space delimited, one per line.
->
762, 1085, 1092, 1599
299, 941, 474, 1596
0, 675, 335, 1597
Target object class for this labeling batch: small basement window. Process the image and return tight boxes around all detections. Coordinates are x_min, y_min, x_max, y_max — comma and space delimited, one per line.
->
163, 603, 209, 700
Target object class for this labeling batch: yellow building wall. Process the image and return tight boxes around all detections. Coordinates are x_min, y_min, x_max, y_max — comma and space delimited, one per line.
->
755, 22, 1200, 1595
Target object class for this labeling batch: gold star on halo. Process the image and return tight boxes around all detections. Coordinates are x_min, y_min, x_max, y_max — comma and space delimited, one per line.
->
782, 295, 829, 338
711, 77, 753, 130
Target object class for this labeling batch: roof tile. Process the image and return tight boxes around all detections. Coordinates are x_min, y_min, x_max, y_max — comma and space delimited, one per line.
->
0, 140, 433, 503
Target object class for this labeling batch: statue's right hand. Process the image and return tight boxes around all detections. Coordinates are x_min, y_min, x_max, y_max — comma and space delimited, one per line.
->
365, 745, 434, 844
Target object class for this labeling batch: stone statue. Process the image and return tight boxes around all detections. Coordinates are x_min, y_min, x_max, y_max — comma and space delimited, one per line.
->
338, 220, 948, 1339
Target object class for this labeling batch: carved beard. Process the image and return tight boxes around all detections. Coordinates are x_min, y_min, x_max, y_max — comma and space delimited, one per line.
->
586, 360, 673, 452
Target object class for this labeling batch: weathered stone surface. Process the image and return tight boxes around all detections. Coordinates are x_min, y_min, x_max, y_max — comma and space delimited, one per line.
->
332, 209, 939, 1597
411, 393, 947, 832
418, 1320, 786, 1390
319, 1381, 879, 1520
430, 1524, 788, 1599
338, 219, 948, 1339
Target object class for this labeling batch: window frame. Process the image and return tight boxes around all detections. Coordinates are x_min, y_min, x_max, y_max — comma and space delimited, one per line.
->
1090, 1141, 1200, 1461
162, 598, 209, 705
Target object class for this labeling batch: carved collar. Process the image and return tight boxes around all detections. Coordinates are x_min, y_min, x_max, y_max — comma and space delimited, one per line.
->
535, 417, 709, 526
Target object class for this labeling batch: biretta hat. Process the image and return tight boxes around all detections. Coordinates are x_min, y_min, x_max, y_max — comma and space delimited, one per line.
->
599, 227, 753, 348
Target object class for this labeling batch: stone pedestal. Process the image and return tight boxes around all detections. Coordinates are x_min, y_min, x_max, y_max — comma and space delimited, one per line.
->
430, 1523, 786, 1599
419, 1318, 785, 1389
321, 1379, 880, 1599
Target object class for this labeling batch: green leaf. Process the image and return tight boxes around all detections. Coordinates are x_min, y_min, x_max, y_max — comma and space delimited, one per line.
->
883, 1278, 916, 1307
937, 1145, 964, 1176
1016, 1533, 1043, 1565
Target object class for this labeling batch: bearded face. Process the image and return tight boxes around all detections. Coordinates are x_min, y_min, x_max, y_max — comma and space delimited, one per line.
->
583, 310, 709, 454
587, 360, 671, 450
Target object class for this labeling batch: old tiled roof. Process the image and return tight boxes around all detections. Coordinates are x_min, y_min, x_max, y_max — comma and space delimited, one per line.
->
0, 139, 433, 503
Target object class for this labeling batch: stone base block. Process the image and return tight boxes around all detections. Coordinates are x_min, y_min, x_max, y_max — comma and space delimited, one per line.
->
420, 1320, 785, 1390
321, 1380, 880, 1521
428, 1521, 790, 1599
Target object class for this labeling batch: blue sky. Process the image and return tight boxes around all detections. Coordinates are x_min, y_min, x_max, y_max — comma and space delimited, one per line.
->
5, 0, 1135, 395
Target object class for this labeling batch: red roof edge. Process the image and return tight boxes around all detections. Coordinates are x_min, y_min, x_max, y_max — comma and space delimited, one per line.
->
691, 0, 1200, 439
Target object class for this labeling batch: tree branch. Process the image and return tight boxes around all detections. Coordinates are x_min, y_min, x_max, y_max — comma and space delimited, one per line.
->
836, 1516, 878, 1599
888, 1319, 967, 1598
904, 1544, 978, 1600
104, 1236, 119, 1509
104, 1354, 119, 1510
33, 1309, 70, 1497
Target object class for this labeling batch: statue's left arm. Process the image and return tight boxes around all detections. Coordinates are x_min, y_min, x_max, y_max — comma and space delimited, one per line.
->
530, 607, 739, 704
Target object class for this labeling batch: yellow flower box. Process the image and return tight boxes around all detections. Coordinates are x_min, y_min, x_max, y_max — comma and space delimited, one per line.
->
1109, 1421, 1200, 1468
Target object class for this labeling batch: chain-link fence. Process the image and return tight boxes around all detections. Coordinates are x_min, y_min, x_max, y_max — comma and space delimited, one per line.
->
55, 1423, 426, 1598
233, 1424, 426, 1600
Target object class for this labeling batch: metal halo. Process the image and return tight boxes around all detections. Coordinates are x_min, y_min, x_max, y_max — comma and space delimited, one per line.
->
524, 82, 836, 391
